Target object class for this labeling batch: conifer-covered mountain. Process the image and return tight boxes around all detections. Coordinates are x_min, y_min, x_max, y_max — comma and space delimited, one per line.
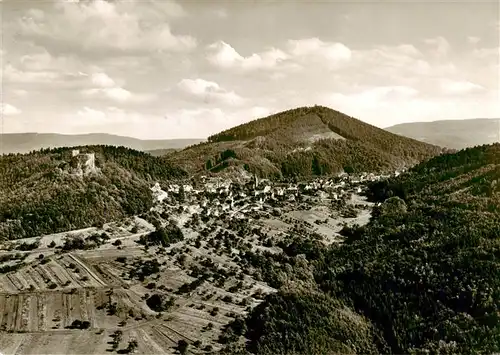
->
220, 143, 500, 355
0, 145, 187, 240
167, 105, 444, 178
385, 118, 500, 149
0, 133, 204, 155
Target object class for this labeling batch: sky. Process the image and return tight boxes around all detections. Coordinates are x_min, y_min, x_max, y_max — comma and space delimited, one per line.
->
1, 0, 499, 140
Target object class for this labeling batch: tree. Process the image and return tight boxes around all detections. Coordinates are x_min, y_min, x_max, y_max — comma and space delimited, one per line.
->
177, 340, 189, 355
178, 185, 186, 202
126, 339, 138, 353
146, 293, 175, 312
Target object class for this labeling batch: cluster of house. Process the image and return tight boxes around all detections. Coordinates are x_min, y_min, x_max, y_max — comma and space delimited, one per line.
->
150, 170, 401, 221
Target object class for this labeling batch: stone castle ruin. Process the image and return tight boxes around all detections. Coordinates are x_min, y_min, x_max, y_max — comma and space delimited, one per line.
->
70, 149, 98, 176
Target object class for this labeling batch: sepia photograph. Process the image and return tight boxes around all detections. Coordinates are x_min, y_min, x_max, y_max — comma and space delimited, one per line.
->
0, 0, 499, 354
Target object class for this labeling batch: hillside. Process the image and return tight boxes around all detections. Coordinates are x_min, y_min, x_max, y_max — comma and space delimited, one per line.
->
0, 133, 204, 155
0, 145, 187, 240
219, 144, 500, 355
146, 148, 180, 157
385, 118, 500, 149
167, 106, 444, 178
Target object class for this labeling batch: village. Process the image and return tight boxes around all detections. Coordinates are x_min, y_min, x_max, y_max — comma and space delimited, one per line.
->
153, 170, 399, 222
0, 168, 400, 354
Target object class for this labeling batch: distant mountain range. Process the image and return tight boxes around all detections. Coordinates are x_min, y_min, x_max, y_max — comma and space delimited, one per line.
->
167, 105, 443, 178
385, 118, 500, 150
0, 133, 204, 155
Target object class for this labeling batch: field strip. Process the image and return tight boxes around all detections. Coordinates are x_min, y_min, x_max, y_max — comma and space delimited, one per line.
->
0, 333, 26, 355
62, 292, 70, 329
6, 274, 23, 291
0, 327, 97, 335
52, 259, 80, 286
45, 263, 66, 286
37, 293, 46, 330
134, 327, 167, 354
36, 264, 56, 287
149, 325, 178, 351
157, 322, 197, 343
0, 284, 122, 297
67, 254, 107, 287
28, 267, 47, 289
12, 294, 20, 331
121, 318, 158, 331
171, 309, 227, 326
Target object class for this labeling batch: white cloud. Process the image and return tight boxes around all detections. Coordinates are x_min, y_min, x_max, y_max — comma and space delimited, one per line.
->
17, 47, 83, 73
70, 106, 153, 131
207, 41, 290, 70
439, 80, 484, 95
146, 0, 187, 18
178, 78, 221, 96
177, 78, 244, 106
4, 64, 61, 83
467, 36, 481, 44
207, 38, 352, 72
2, 103, 22, 116
5, 48, 86, 85
287, 38, 352, 63
251, 106, 272, 118
18, 0, 196, 54
82, 87, 131, 102
59, 105, 268, 139
423, 36, 451, 56
318, 84, 499, 128
11, 89, 29, 97
319, 91, 432, 127
212, 8, 228, 18
80, 71, 153, 103
373, 86, 419, 99
341, 44, 461, 90
55, 106, 230, 139
76, 106, 107, 123
104, 87, 133, 102
472, 46, 500, 60
324, 86, 419, 108
91, 72, 116, 88
82, 87, 154, 104
491, 19, 500, 31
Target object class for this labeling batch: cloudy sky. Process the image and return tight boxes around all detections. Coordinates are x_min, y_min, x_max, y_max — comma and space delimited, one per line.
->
1, 0, 499, 139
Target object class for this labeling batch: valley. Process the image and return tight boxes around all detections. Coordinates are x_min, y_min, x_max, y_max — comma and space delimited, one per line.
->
0, 171, 380, 354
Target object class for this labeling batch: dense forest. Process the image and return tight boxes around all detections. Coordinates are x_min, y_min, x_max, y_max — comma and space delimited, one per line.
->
170, 106, 443, 178
0, 145, 187, 240
208, 106, 442, 159
218, 144, 500, 355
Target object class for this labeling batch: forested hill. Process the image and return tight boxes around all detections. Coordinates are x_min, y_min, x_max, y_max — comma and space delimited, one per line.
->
219, 144, 500, 355
169, 105, 444, 178
368, 142, 500, 202
0, 145, 187, 240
